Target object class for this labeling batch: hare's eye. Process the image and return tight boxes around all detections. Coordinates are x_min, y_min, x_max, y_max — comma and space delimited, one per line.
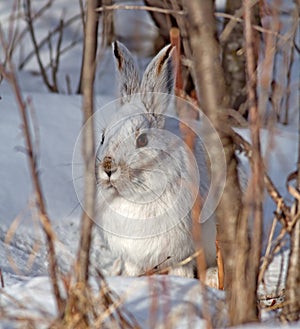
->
136, 133, 148, 148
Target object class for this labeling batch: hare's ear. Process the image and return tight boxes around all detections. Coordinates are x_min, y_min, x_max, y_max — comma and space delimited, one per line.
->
112, 41, 140, 104
140, 44, 175, 116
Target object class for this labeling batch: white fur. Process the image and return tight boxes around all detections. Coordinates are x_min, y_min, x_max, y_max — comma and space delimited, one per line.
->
96, 42, 216, 277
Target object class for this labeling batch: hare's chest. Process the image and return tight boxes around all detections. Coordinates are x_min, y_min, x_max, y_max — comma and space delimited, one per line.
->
104, 225, 194, 272
98, 191, 171, 220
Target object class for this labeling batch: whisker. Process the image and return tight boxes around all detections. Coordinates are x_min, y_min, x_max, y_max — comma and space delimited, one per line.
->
129, 179, 170, 209
71, 175, 84, 183
39, 162, 85, 171
64, 202, 82, 219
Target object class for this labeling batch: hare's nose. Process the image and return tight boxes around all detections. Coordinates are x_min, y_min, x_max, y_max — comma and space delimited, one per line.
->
103, 156, 117, 177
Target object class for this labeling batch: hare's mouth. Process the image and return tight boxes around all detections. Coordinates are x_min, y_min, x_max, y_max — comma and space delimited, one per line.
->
99, 178, 117, 190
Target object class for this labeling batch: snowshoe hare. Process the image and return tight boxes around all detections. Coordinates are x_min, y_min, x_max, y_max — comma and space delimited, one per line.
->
96, 41, 216, 278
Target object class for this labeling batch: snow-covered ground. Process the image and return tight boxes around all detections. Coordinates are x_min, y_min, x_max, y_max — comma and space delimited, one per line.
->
0, 0, 299, 328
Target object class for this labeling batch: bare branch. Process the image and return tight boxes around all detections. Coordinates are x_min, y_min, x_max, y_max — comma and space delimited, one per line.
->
0, 32, 64, 315
243, 0, 264, 320
19, 13, 82, 70
281, 35, 300, 319
24, 0, 58, 92
0, 268, 4, 288
52, 19, 64, 91
12, 0, 54, 62
96, 4, 185, 15
230, 129, 291, 225
218, 0, 258, 43
79, 0, 86, 34
76, 0, 98, 286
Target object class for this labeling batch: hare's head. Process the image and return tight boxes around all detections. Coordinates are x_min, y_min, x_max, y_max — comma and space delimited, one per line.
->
95, 42, 197, 213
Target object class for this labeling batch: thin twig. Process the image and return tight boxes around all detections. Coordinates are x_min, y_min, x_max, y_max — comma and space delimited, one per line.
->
11, 0, 54, 62
79, 0, 86, 34
229, 129, 291, 224
141, 249, 205, 276
96, 4, 185, 15
24, 0, 57, 92
19, 13, 82, 70
259, 215, 285, 285
44, 38, 82, 71
216, 239, 224, 290
0, 268, 4, 288
52, 19, 64, 91
5, 0, 21, 66
259, 1, 280, 122
218, 0, 259, 43
95, 269, 140, 328
217, 11, 296, 45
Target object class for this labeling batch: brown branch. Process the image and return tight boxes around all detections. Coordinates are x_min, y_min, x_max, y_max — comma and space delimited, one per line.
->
75, 0, 98, 286
52, 19, 64, 91
184, 0, 243, 277
63, 0, 100, 316
258, 216, 288, 286
169, 27, 207, 282
0, 37, 64, 315
19, 13, 82, 70
140, 250, 206, 277
77, 1, 100, 94
0, 268, 4, 288
283, 5, 299, 124
244, 0, 264, 321
221, 0, 247, 112
183, 1, 244, 326
76, 0, 86, 94
96, 4, 185, 15
44, 38, 81, 71
10, 0, 54, 63
101, 0, 115, 48
218, 0, 258, 44
24, 0, 58, 92
259, 2, 280, 123
216, 239, 224, 290
5, 0, 22, 66
281, 42, 300, 320
230, 130, 291, 223
95, 270, 140, 328
170, 27, 183, 92
217, 11, 295, 46
79, 0, 86, 34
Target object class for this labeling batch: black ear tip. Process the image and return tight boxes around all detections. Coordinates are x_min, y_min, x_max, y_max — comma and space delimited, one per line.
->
112, 40, 118, 49
113, 41, 123, 69
166, 44, 175, 59
112, 41, 118, 54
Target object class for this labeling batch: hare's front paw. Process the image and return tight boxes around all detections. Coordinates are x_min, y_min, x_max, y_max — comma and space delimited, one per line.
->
168, 264, 195, 278
123, 261, 141, 276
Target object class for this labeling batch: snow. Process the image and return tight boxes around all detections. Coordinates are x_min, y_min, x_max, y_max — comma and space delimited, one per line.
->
0, 0, 300, 328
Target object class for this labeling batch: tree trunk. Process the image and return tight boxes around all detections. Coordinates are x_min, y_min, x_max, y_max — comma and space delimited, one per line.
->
183, 0, 263, 325
281, 55, 300, 319
221, 0, 247, 112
